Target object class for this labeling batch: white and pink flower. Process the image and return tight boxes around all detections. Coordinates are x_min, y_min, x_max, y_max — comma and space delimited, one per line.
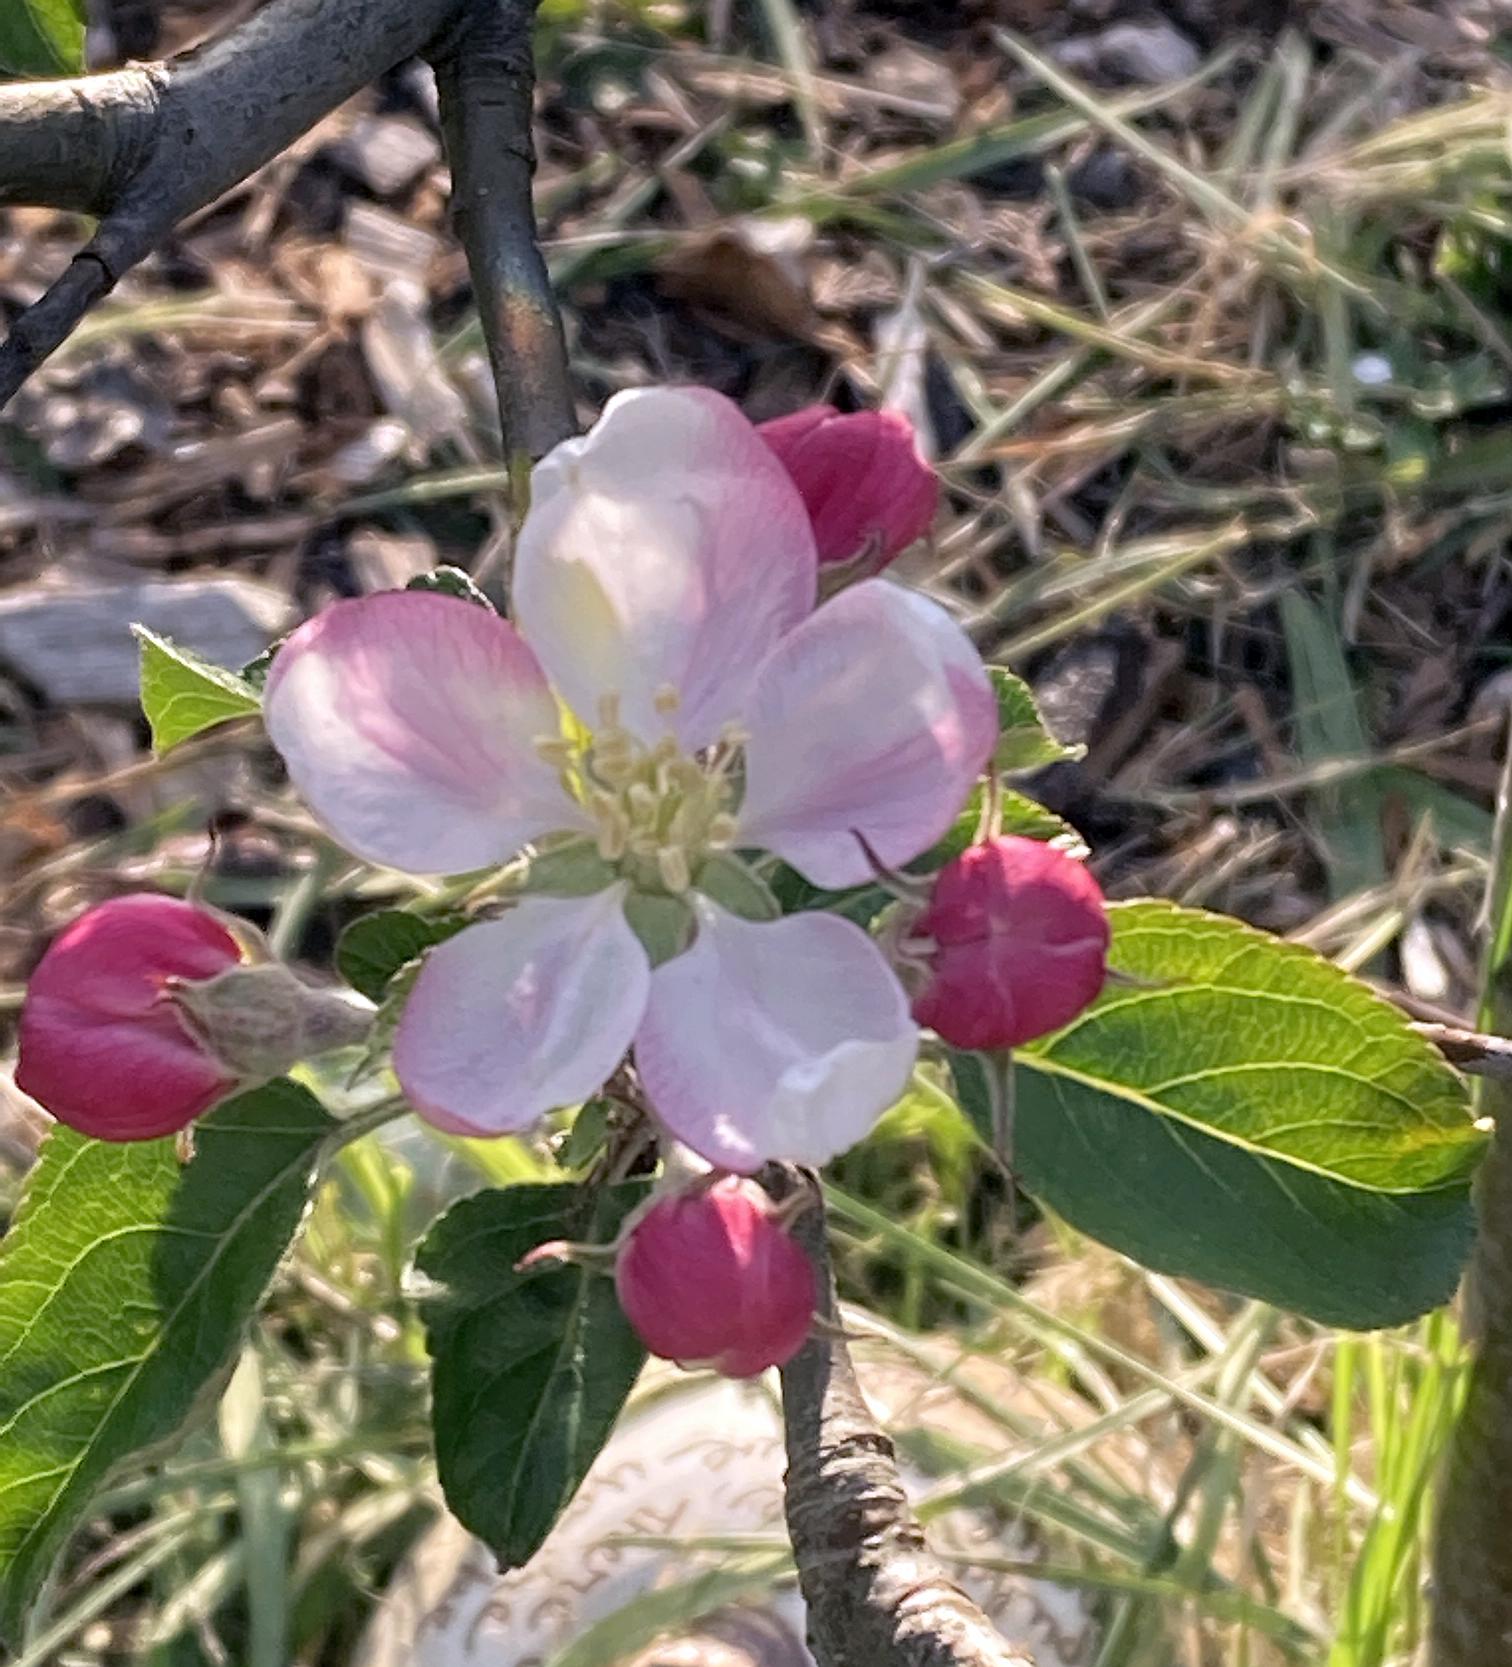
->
264, 387, 995, 1171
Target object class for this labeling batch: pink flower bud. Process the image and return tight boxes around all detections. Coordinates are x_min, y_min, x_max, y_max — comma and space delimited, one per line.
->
16, 895, 243, 1141
615, 1178, 815, 1377
758, 405, 939, 571
910, 837, 1110, 1051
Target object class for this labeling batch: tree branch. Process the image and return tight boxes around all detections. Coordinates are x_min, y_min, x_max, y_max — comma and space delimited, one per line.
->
1430, 719, 1512, 1667
0, 0, 506, 405
1431, 1092, 1512, 1667
772, 1169, 1037, 1667
1412, 1021, 1512, 1081
429, 0, 577, 463
0, 67, 164, 214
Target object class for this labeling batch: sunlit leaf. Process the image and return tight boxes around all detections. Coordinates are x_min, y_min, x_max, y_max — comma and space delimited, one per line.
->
951, 900, 1483, 1328
134, 626, 262, 753
0, 1082, 334, 1642
989, 667, 1084, 772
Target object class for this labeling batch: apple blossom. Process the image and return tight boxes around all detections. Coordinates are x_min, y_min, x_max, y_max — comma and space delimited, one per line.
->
614, 1177, 814, 1377
263, 386, 996, 1171
909, 836, 1109, 1051
758, 404, 939, 571
17, 894, 243, 1141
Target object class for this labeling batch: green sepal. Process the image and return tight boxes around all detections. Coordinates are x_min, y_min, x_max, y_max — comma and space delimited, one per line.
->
623, 890, 696, 968
694, 852, 780, 921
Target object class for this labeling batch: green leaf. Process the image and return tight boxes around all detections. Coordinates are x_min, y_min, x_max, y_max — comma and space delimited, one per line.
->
0, 1081, 334, 1642
556, 1099, 614, 1172
1035, 901, 1481, 1191
950, 900, 1483, 1328
1010, 1071, 1471, 1329
0, 0, 85, 78
417, 1181, 649, 1569
405, 566, 496, 609
239, 637, 286, 693
990, 667, 1084, 772
133, 626, 262, 753
335, 910, 471, 1003
997, 787, 1089, 856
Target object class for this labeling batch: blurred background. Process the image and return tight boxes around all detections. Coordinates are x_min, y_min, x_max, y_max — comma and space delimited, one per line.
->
3, 1, 1512, 1662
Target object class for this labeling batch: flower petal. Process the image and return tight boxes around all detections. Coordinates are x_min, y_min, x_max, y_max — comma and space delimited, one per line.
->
635, 903, 917, 1172
514, 388, 817, 748
736, 580, 996, 888
264, 591, 581, 875
394, 890, 650, 1136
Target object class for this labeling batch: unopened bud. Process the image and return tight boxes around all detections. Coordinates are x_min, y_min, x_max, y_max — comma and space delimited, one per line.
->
758, 405, 939, 573
908, 837, 1110, 1050
17, 894, 244, 1141
614, 1177, 815, 1378
16, 894, 373, 1144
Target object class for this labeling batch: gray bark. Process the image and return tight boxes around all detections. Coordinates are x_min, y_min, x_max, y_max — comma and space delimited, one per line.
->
430, 1, 576, 463
774, 1170, 1038, 1667
0, 0, 572, 459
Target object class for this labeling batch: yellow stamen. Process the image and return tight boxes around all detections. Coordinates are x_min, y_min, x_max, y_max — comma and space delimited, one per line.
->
566, 684, 745, 898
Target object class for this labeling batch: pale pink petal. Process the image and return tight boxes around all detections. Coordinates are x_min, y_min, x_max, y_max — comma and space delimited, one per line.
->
264, 591, 583, 875
736, 581, 996, 888
635, 903, 917, 1172
394, 891, 650, 1136
514, 388, 817, 748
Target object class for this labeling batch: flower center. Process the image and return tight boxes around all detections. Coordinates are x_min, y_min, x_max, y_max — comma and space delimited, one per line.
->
538, 689, 742, 895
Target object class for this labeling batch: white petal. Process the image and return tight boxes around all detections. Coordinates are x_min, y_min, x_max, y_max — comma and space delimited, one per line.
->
394, 891, 650, 1136
264, 591, 583, 875
635, 903, 917, 1172
736, 580, 997, 888
514, 388, 816, 748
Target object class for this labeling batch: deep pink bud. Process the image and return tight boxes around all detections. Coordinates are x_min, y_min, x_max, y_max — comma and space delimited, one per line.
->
910, 837, 1110, 1051
758, 404, 939, 570
615, 1178, 815, 1377
16, 895, 243, 1141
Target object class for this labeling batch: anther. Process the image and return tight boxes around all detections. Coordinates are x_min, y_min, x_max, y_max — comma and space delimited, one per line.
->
535, 731, 576, 760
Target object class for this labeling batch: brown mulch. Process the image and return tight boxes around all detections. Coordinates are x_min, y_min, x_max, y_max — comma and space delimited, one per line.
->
3, 0, 1512, 1033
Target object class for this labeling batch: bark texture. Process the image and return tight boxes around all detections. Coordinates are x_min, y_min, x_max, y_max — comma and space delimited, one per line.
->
430, 1, 576, 462
775, 1170, 1037, 1667
0, 0, 572, 460
1431, 728, 1512, 1666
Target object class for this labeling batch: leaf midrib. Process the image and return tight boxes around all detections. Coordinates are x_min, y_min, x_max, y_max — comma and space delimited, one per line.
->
1015, 1051, 1475, 1196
